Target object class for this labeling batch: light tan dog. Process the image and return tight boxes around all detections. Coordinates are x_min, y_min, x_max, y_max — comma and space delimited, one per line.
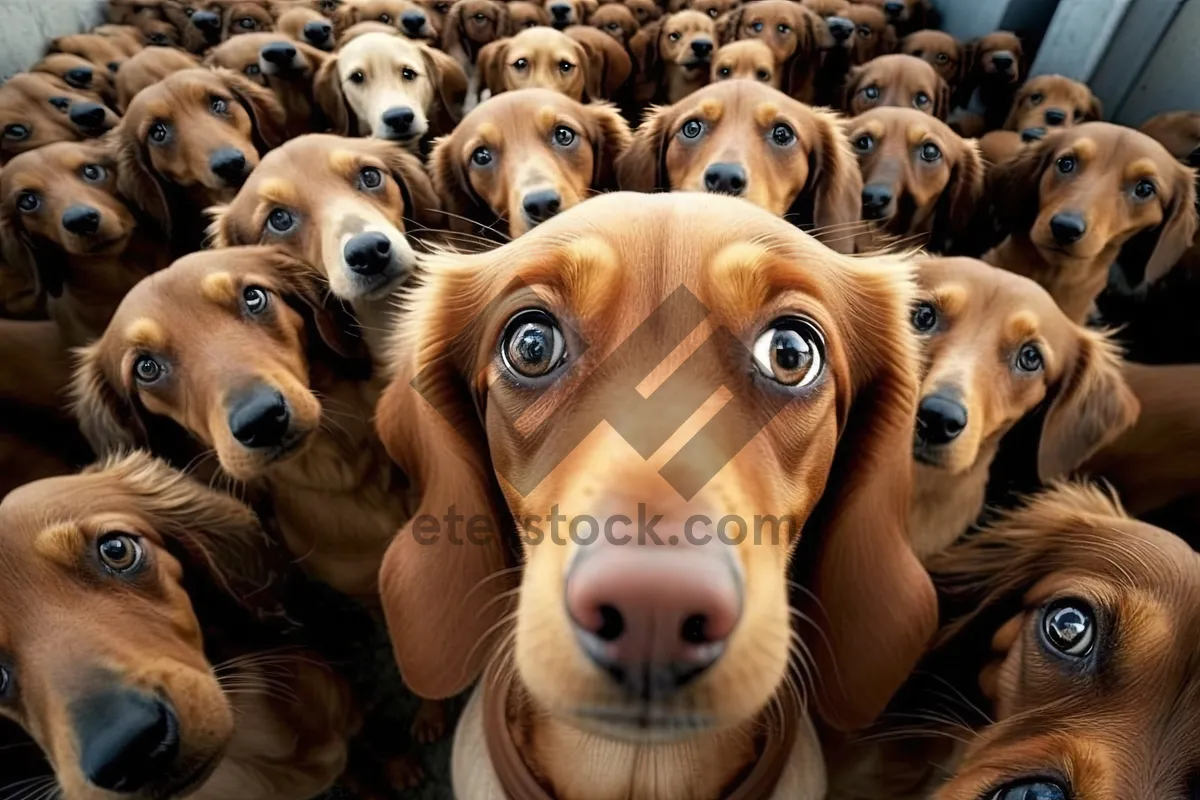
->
476, 26, 632, 102
711, 39, 780, 87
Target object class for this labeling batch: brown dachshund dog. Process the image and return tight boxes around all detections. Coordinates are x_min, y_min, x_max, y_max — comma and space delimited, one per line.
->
1004, 73, 1102, 138
806, 1, 894, 106
114, 46, 202, 113
629, 10, 716, 104
113, 68, 287, 253
206, 33, 331, 138
856, 0, 934, 37
843, 53, 950, 120
984, 122, 1198, 323
376, 191, 935, 798
926, 484, 1200, 800
588, 2, 640, 46
210, 133, 442, 361
49, 29, 143, 74
429, 88, 631, 239
314, 31, 466, 147
959, 30, 1024, 132
846, 107, 984, 253
0, 141, 172, 348
333, 0, 439, 40
906, 257, 1137, 560
0, 452, 358, 800
31, 53, 116, 108
507, 0, 552, 32
900, 29, 963, 92
73, 246, 412, 600
477, 25, 631, 103
711, 39, 780, 87
0, 73, 120, 165
617, 80, 865, 252
440, 0, 511, 107
717, 0, 826, 101
161, 0, 273, 52
622, 0, 661, 26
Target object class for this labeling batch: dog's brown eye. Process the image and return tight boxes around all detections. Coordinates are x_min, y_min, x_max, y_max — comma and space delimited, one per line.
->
1029, 91, 1044, 106
913, 91, 930, 108
471, 146, 493, 166
707, 8, 717, 16
437, 2, 450, 11
718, 66, 730, 78
553, 125, 576, 146
474, 12, 487, 21
244, 286, 269, 314
98, 533, 144, 574
608, 21, 619, 29
911, 301, 937, 332
360, 166, 384, 188
513, 57, 529, 70
3, 124, 30, 141
1042, 600, 1094, 657
245, 63, 261, 76
16, 191, 40, 213
680, 118, 704, 139
857, 24, 870, 37
267, 207, 295, 233
237, 16, 256, 29
771, 123, 794, 146
919, 142, 941, 162
502, 310, 567, 379
862, 85, 879, 100
133, 355, 164, 383
1015, 343, 1043, 372
148, 121, 170, 143
185, 6, 195, 15
401, 67, 417, 81
753, 317, 825, 388
936, 52, 948, 63
150, 32, 170, 45
852, 133, 873, 152
349, 70, 365, 83
1133, 179, 1157, 200
669, 30, 681, 40
559, 60, 574, 73
210, 96, 229, 115
1056, 155, 1076, 174
378, 12, 391, 22
755, 69, 769, 81
776, 23, 789, 33
81, 164, 107, 182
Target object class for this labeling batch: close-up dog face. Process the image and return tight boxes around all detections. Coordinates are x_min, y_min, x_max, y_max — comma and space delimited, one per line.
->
334, 0, 437, 40
114, 46, 201, 113
928, 485, 1200, 800
430, 88, 630, 237
206, 33, 329, 137
440, 0, 508, 58
617, 80, 863, 251
629, 10, 716, 102
314, 31, 465, 144
1004, 74, 1103, 138
220, 0, 274, 38
900, 29, 961, 87
476, 27, 592, 101
844, 53, 949, 119
846, 107, 983, 249
711, 39, 778, 86
588, 3, 639, 45
0, 74, 120, 165
0, 455, 270, 800
969, 30, 1023, 86
211, 133, 441, 304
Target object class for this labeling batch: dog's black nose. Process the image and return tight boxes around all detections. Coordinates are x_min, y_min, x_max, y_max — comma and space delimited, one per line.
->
69, 102, 109, 131
382, 105, 416, 137
229, 387, 292, 449
550, 3, 571, 19
303, 19, 333, 47
861, 183, 894, 218
1021, 127, 1046, 143
690, 38, 713, 57
991, 52, 1014, 71
74, 691, 179, 793
260, 41, 297, 66
344, 231, 393, 276
827, 16, 853, 42
916, 394, 967, 445
400, 10, 428, 33
703, 162, 747, 196
883, 1, 905, 18
62, 205, 101, 236
1044, 108, 1067, 126
1050, 212, 1087, 245
209, 147, 249, 185
522, 188, 563, 224
64, 65, 93, 89
192, 9, 221, 30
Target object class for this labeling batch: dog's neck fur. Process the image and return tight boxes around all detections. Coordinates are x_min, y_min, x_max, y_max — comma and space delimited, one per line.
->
984, 234, 1115, 324
665, 63, 710, 104
908, 454, 994, 561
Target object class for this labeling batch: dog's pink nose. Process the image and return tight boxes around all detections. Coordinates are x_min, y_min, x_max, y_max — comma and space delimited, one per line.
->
566, 547, 741, 691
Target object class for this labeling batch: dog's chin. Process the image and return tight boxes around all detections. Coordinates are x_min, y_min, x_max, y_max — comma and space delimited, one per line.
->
912, 439, 950, 468
221, 428, 315, 480
1031, 235, 1102, 263
340, 267, 407, 302
64, 228, 135, 256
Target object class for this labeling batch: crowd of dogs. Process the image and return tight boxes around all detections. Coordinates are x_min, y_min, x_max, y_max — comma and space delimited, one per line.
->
2, 0, 1200, 797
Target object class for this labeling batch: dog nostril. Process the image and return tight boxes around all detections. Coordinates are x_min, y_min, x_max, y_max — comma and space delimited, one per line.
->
703, 162, 746, 196
303, 20, 333, 45
344, 231, 395, 276
261, 42, 297, 65
401, 10, 427, 32
551, 4, 570, 16
596, 604, 624, 641
861, 184, 894, 218
691, 39, 713, 56
62, 205, 101, 235
827, 17, 852, 41
916, 394, 968, 446
229, 389, 292, 449
1049, 212, 1087, 244
681, 614, 709, 645
64, 66, 93, 88
522, 189, 563, 223
75, 692, 179, 793
209, 148, 249, 185
69, 102, 108, 130
991, 53, 1014, 70
381, 106, 417, 138
1044, 108, 1067, 126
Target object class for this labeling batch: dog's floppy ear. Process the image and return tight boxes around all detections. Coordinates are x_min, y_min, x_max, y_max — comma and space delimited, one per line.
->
840, 63, 865, 112
439, 0, 467, 52
114, 117, 173, 238
0, 201, 49, 300
71, 340, 147, 454
987, 132, 1054, 237
615, 103, 673, 191
379, 140, 445, 232
1084, 90, 1103, 122
314, 55, 353, 135
429, 132, 481, 233
375, 254, 515, 698
422, 44, 468, 131
930, 136, 985, 251
567, 26, 632, 100
714, 7, 741, 43
932, 74, 950, 120
216, 68, 288, 151
1037, 328, 1139, 481
583, 100, 633, 189
797, 255, 936, 731
475, 38, 510, 96
1121, 160, 1199, 286
628, 19, 663, 79
805, 106, 864, 253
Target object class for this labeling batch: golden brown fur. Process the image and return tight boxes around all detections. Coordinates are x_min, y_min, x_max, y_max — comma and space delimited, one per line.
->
843, 53, 949, 120
477, 25, 631, 102
900, 29, 962, 91
628, 10, 716, 104
115, 46, 202, 113
716, 1, 826, 101
206, 32, 331, 138
711, 39, 780, 87
0, 73, 120, 165
31, 53, 115, 108
1003, 74, 1102, 137
333, 0, 438, 39
1140, 110, 1200, 168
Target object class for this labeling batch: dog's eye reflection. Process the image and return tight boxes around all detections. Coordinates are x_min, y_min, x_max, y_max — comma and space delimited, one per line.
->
752, 318, 825, 388
1042, 600, 1094, 657
501, 311, 567, 379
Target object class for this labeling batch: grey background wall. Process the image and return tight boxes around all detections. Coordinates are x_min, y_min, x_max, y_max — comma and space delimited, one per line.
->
0, 0, 106, 80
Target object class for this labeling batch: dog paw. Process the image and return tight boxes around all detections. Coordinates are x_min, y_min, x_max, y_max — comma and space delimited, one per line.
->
386, 754, 426, 790
410, 698, 447, 744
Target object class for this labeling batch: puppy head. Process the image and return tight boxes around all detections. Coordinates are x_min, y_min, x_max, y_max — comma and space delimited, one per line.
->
911, 257, 1137, 480
417, 0, 454, 31
221, 0, 274, 37
476, 27, 591, 101
31, 54, 114, 106
277, 6, 336, 51
334, 0, 437, 40
0, 74, 121, 165
376, 192, 935, 735
711, 39, 778, 87
506, 1, 551, 32
991, 123, 1199, 286
115, 46, 202, 113
0, 454, 279, 800
136, 18, 184, 48
160, 0, 231, 52
846, 107, 983, 250
1140, 110, 1200, 169
441, 0, 508, 55
723, 1, 816, 62
315, 32, 465, 143
588, 3, 639, 46
430, 88, 631, 237
841, 5, 894, 65
900, 29, 962, 87
844, 53, 949, 119
616, 80, 863, 251
622, 0, 662, 26
211, 133, 441, 303
969, 30, 1023, 86
1004, 74, 1102, 139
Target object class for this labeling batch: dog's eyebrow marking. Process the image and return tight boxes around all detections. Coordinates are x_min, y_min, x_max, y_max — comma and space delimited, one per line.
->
1003, 310, 1039, 344
35, 522, 83, 567
536, 106, 557, 132
906, 124, 931, 147
1123, 158, 1159, 183
707, 242, 772, 324
476, 122, 501, 144
124, 318, 167, 350
753, 102, 778, 128
258, 177, 301, 208
930, 283, 967, 317
1073, 137, 1098, 161
330, 148, 359, 177
201, 271, 239, 305
698, 98, 723, 122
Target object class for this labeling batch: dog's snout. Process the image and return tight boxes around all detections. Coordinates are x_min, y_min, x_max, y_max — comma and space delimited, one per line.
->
861, 184, 894, 218
1049, 212, 1087, 245
191, 9, 222, 41
74, 691, 179, 793
916, 393, 967, 445
69, 102, 109, 131
703, 162, 746, 196
990, 52, 1014, 71
209, 147, 250, 185
827, 16, 853, 42
400, 9, 428, 33
303, 19, 333, 47
62, 205, 102, 236
229, 387, 292, 449
1044, 108, 1067, 126
64, 65, 94, 89
382, 106, 416, 137
690, 38, 713, 57
521, 188, 563, 224
550, 3, 572, 20
1021, 127, 1047, 143
260, 41, 297, 66
566, 546, 741, 693
343, 231, 394, 276
883, 1, 905, 18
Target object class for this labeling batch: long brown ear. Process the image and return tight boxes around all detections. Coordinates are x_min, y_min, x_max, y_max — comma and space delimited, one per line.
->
930, 136, 984, 251
429, 133, 480, 234
70, 340, 146, 454
422, 45, 468, 133
314, 55, 352, 134
987, 133, 1054, 237
584, 100, 633, 189
380, 141, 445, 232
217, 68, 288, 151
798, 256, 936, 731
439, 0, 466, 52
475, 38, 510, 95
0, 202, 46, 300
615, 104, 673, 191
1037, 328, 1140, 481
714, 7, 741, 43
1085, 91, 1103, 122
627, 19, 662, 78
932, 74, 950, 120
568, 27, 632, 100
331, 3, 362, 36
114, 119, 173, 237
806, 106, 864, 254
375, 255, 514, 698
1128, 162, 1199, 285
840, 64, 865, 112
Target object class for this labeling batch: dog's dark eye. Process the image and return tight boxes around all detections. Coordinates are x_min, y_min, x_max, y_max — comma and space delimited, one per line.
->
49, 96, 71, 112
236, 16, 256, 29
1029, 91, 1044, 106
349, 70, 365, 83
856, 24, 871, 37
150, 32, 170, 45
378, 12, 391, 22
862, 85, 879, 100
402, 67, 417, 81
1042, 599, 1094, 657
707, 8, 717, 17
919, 142, 941, 162
1056, 155, 1076, 174
752, 317, 826, 388
245, 63, 261, 76
501, 310, 567, 379
436, 2, 450, 12
771, 122, 795, 146
133, 356, 164, 384
81, 164, 107, 182
680, 118, 704, 139
359, 166, 384, 189
0, 666, 8, 697
473, 12, 487, 21
267, 207, 295, 233
776, 23, 790, 33
513, 57, 529, 70
210, 96, 229, 115
669, 31, 682, 40
3, 124, 30, 141
243, 286, 269, 314
991, 782, 1067, 800
911, 301, 937, 332
935, 52, 948, 63
98, 532, 144, 574
471, 146, 493, 166
553, 125, 576, 146
608, 21, 620, 29
913, 91, 930, 108
559, 60, 574, 73
750, 21, 762, 32
1133, 179, 1157, 200
16, 191, 40, 213
1015, 342, 1043, 372
853, 133, 873, 152
755, 69, 769, 81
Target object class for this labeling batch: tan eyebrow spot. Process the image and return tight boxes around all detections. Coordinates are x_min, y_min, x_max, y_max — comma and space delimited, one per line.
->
124, 318, 167, 351
520, 238, 623, 313
34, 523, 84, 567
1073, 137, 1097, 161
476, 122, 501, 145
329, 149, 359, 177
698, 98, 723, 122
1003, 310, 1039, 344
707, 242, 771, 323
906, 124, 931, 147
257, 177, 300, 208
931, 283, 966, 317
201, 271, 238, 305
855, 118, 885, 140
1123, 157, 1159, 183
536, 106, 557, 133
753, 102, 779, 128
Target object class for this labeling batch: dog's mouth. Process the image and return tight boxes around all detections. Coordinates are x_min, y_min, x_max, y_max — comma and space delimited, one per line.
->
572, 703, 718, 741
158, 747, 225, 798
912, 440, 949, 467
